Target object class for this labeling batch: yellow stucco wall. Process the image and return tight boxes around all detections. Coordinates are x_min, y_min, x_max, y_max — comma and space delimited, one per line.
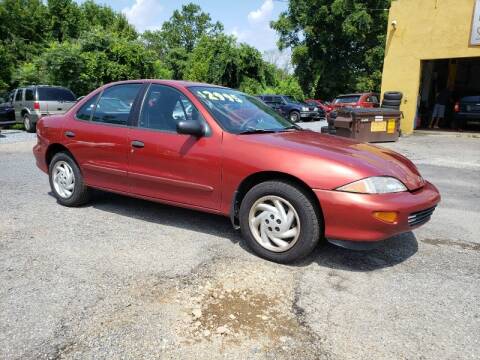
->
381, 0, 480, 134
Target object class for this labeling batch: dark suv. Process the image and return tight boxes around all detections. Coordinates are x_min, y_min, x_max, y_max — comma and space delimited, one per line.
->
257, 95, 323, 122
11, 85, 77, 132
0, 92, 15, 129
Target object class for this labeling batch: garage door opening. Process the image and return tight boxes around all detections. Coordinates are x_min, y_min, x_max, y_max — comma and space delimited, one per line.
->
416, 57, 480, 132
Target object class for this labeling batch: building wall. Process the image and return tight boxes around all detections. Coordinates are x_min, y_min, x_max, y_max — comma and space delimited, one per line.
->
381, 0, 480, 134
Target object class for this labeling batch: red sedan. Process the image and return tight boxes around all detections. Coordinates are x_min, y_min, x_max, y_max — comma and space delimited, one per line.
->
33, 80, 440, 263
331, 92, 380, 110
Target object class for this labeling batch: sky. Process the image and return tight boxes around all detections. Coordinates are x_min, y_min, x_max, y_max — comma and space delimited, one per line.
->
82, 0, 288, 53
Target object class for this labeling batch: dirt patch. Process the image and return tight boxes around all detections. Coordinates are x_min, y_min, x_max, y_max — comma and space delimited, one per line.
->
422, 238, 480, 252
169, 259, 324, 358
51, 258, 327, 359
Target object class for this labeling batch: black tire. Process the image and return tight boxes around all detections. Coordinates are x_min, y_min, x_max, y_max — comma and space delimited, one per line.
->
382, 99, 401, 107
383, 91, 403, 101
289, 111, 300, 123
239, 180, 322, 263
23, 114, 36, 133
381, 104, 400, 110
49, 152, 90, 207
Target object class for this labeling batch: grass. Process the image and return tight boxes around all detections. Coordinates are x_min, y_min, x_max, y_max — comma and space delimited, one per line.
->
10, 124, 24, 130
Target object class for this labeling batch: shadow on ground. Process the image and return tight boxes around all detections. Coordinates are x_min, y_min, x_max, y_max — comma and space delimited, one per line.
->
82, 190, 418, 272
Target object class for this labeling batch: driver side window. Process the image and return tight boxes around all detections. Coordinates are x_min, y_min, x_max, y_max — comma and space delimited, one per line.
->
139, 84, 203, 132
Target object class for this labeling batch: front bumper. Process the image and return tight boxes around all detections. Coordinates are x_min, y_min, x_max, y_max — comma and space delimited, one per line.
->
455, 113, 480, 122
300, 111, 322, 119
314, 181, 441, 243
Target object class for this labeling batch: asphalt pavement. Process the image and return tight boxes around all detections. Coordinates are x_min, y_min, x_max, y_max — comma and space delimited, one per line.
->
0, 127, 479, 359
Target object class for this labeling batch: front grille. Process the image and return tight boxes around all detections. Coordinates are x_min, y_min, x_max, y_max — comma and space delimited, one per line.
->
408, 206, 436, 227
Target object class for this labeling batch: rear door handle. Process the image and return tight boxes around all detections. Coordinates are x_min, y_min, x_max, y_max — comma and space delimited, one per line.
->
131, 140, 144, 148
64, 131, 75, 138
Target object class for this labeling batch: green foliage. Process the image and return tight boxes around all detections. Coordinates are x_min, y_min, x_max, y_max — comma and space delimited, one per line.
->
12, 61, 48, 86
159, 3, 224, 52
272, 0, 390, 99
0, 0, 305, 100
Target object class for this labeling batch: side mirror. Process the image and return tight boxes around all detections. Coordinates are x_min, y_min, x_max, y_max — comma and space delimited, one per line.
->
176, 120, 205, 137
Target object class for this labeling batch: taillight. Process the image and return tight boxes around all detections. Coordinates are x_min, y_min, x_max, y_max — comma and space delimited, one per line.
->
454, 102, 460, 112
33, 101, 40, 110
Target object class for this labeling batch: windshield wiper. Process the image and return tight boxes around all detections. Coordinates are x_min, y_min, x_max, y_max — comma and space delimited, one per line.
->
238, 129, 280, 135
282, 125, 302, 131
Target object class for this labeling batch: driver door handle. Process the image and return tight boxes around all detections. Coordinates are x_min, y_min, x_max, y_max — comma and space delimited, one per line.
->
131, 140, 144, 148
64, 131, 75, 138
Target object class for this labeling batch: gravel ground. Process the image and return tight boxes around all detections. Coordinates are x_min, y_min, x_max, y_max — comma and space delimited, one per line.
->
0, 129, 36, 144
0, 130, 479, 359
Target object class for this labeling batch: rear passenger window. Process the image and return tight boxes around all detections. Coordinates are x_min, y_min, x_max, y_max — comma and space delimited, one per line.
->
76, 94, 100, 121
25, 89, 34, 101
15, 90, 23, 101
92, 84, 142, 125
37, 87, 76, 101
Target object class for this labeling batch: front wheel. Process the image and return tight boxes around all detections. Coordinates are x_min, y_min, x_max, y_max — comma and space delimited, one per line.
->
239, 181, 322, 263
289, 111, 300, 123
49, 152, 90, 206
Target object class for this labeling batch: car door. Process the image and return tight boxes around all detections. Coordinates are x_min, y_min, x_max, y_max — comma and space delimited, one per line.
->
63, 83, 144, 193
127, 83, 222, 211
13, 89, 23, 121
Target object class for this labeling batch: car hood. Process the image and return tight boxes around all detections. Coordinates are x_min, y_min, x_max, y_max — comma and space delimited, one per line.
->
240, 130, 425, 191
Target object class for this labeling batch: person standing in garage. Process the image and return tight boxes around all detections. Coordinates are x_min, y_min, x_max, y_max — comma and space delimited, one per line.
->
430, 87, 451, 129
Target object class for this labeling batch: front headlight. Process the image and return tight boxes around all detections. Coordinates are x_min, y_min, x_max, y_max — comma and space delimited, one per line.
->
301, 106, 309, 111
336, 177, 407, 194
313, 107, 319, 111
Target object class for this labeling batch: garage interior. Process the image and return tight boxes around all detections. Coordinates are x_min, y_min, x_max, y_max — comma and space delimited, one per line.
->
416, 57, 480, 131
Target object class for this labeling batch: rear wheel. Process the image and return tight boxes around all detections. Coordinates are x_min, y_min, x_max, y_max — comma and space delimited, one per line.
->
239, 181, 321, 263
49, 152, 90, 206
289, 111, 300, 123
23, 114, 36, 133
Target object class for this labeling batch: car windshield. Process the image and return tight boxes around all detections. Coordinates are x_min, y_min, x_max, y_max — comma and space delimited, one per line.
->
189, 86, 298, 134
37, 87, 76, 102
334, 96, 361, 104
283, 96, 300, 104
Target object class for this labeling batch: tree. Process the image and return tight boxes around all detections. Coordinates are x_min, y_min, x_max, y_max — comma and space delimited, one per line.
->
185, 34, 240, 87
272, 0, 390, 99
160, 3, 224, 52
47, 0, 84, 42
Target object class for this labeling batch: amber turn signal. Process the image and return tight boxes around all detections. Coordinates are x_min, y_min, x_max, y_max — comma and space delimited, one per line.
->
372, 211, 398, 224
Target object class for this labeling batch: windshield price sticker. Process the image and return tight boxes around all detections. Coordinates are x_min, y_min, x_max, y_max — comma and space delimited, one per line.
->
197, 90, 243, 103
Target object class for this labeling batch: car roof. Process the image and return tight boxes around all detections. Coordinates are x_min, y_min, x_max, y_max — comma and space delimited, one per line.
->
336, 93, 378, 97
100, 79, 227, 89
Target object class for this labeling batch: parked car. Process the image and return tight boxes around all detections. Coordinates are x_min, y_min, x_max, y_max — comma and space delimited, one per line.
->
454, 95, 480, 129
12, 85, 77, 132
0, 92, 15, 129
331, 93, 380, 111
33, 80, 440, 263
257, 94, 323, 122
305, 99, 333, 115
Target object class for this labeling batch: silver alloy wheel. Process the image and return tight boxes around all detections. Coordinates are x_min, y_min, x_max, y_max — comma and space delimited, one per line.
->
290, 112, 299, 122
52, 161, 75, 199
248, 195, 301, 252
